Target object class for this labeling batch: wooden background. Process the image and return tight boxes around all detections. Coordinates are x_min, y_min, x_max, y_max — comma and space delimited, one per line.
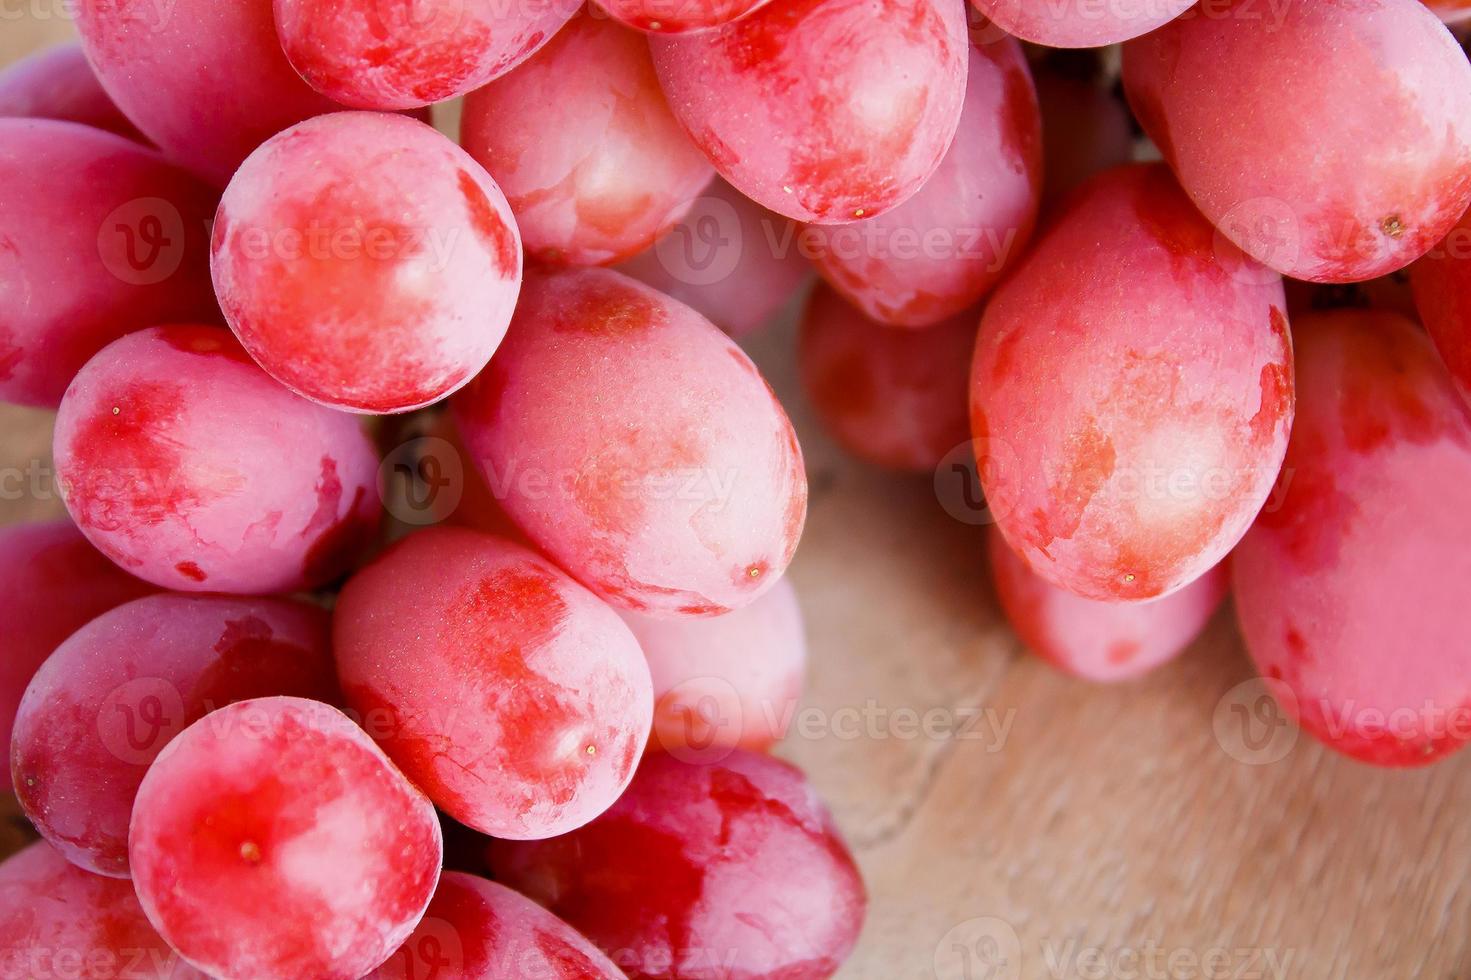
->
4, 16, 1470, 980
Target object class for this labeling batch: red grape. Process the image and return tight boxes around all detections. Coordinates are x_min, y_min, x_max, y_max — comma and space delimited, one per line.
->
13, 595, 337, 878
1122, 0, 1471, 283
988, 527, 1227, 682
1410, 208, 1471, 407
461, 12, 712, 268
0, 521, 155, 794
971, 164, 1292, 601
0, 42, 144, 141
1425, 0, 1471, 22
621, 576, 806, 762
53, 325, 381, 594
969, 0, 1193, 47
273, 0, 580, 110
0, 842, 203, 980
803, 33, 1041, 327
129, 697, 442, 978
595, 0, 774, 32
0, 119, 218, 408
488, 750, 866, 980
1234, 311, 1471, 766
368, 872, 627, 979
212, 112, 522, 414
800, 283, 976, 473
649, 0, 969, 224
1034, 69, 1134, 211
452, 268, 807, 617
74, 0, 345, 185
334, 526, 654, 839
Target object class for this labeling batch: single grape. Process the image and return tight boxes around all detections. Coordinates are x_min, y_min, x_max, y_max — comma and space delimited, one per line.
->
1034, 69, 1134, 211
1410, 208, 1471, 408
621, 576, 806, 762
800, 283, 977, 473
1234, 310, 1471, 766
461, 12, 712, 268
212, 111, 522, 414
615, 178, 811, 340
13, 594, 338, 878
968, 0, 1193, 47
53, 325, 381, 594
803, 32, 1041, 327
0, 521, 155, 791
649, 0, 969, 224
274, 0, 581, 110
452, 268, 807, 617
1122, 0, 1471, 282
595, 0, 774, 33
129, 697, 442, 979
0, 842, 204, 980
988, 527, 1227, 682
488, 750, 866, 980
0, 42, 145, 141
367, 872, 627, 979
971, 164, 1292, 602
0, 119, 218, 408
334, 526, 654, 839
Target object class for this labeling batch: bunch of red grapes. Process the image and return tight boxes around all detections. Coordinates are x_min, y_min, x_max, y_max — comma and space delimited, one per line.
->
1, 0, 1470, 975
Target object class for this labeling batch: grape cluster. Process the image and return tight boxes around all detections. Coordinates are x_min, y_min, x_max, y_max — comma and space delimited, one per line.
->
1, 0, 1470, 976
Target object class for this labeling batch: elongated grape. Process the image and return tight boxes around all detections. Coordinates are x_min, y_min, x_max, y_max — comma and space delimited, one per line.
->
212, 112, 522, 414
453, 268, 807, 617
971, 164, 1292, 601
970, 0, 1193, 47
1410, 208, 1471, 408
460, 13, 712, 268
335, 527, 654, 839
595, 0, 773, 32
803, 33, 1041, 327
13, 595, 337, 878
274, 0, 580, 110
489, 751, 866, 979
129, 697, 442, 979
53, 325, 381, 594
1234, 311, 1471, 766
650, 0, 968, 224
1122, 0, 1471, 283
0, 42, 144, 141
0, 119, 218, 408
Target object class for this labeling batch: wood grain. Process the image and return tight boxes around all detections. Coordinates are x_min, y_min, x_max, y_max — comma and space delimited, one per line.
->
3, 17, 1469, 980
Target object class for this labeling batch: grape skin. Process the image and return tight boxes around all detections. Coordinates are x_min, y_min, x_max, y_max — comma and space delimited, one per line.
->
1410, 207, 1471, 408
1233, 311, 1471, 767
452, 268, 807, 618
212, 112, 523, 415
461, 13, 713, 268
53, 325, 381, 594
0, 119, 218, 409
0, 42, 145, 141
334, 527, 654, 840
595, 0, 775, 33
12, 595, 337, 878
129, 697, 443, 980
969, 0, 1194, 47
970, 164, 1293, 602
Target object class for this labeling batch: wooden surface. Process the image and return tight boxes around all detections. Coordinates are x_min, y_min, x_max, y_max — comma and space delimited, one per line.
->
5, 18, 1471, 980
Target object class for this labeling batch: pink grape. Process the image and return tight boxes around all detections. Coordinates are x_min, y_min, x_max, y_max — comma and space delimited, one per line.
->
273, 0, 580, 110
368, 873, 627, 979
12, 595, 337, 878
1234, 311, 1471, 766
1034, 68, 1135, 211
0, 842, 203, 980
649, 0, 969, 224
969, 0, 1192, 47
971, 164, 1292, 602
53, 325, 381, 594
803, 33, 1041, 327
129, 697, 442, 979
616, 178, 811, 340
620, 576, 806, 762
800, 283, 976, 473
460, 12, 712, 268
988, 528, 1227, 682
212, 112, 522, 414
453, 268, 807, 617
0, 521, 155, 791
488, 750, 866, 979
1122, 0, 1471, 283
1410, 207, 1471, 407
0, 42, 144, 141
1426, 0, 1471, 21
334, 526, 654, 839
0, 119, 218, 408
595, 0, 774, 32
74, 0, 345, 185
